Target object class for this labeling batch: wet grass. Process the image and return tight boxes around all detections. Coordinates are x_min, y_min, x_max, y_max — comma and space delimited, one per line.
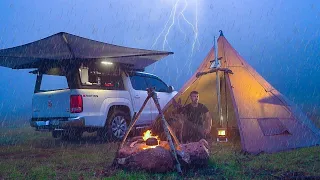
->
0, 125, 319, 179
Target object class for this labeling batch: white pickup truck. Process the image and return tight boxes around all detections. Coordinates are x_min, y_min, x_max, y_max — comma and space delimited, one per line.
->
30, 62, 177, 140
0, 32, 175, 141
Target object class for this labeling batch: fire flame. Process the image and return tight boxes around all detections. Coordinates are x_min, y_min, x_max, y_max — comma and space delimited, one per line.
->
143, 130, 158, 141
142, 130, 160, 150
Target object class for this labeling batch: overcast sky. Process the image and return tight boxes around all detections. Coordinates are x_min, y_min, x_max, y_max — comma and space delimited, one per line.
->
0, 0, 319, 122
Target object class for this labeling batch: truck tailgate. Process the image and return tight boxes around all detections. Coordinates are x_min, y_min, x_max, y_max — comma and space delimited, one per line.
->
32, 89, 70, 118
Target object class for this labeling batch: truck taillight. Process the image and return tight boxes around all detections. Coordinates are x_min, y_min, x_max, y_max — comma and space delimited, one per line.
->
70, 95, 83, 113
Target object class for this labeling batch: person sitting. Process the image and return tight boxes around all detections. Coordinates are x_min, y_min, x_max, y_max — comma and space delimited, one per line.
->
152, 91, 212, 143
181, 91, 212, 143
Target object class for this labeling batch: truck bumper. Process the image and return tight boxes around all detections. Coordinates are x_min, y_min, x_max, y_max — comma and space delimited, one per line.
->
30, 117, 85, 131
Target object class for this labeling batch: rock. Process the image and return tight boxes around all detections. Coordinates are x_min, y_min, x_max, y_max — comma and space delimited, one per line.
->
119, 146, 174, 173
118, 143, 141, 158
179, 139, 210, 166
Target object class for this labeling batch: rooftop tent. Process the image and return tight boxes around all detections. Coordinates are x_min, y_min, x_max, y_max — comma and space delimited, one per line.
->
0, 32, 173, 70
152, 31, 320, 154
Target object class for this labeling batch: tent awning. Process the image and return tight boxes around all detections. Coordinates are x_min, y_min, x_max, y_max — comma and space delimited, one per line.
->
0, 32, 173, 70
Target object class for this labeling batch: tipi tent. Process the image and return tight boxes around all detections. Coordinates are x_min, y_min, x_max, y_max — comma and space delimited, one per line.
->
153, 31, 320, 154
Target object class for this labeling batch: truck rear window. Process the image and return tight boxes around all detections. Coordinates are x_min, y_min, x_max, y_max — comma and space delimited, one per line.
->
40, 75, 69, 91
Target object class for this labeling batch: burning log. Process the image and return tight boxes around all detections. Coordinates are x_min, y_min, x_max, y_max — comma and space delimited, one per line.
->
118, 130, 169, 157
146, 137, 158, 146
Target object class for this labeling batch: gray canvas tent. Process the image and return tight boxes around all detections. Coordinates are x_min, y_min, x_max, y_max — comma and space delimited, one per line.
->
0, 32, 172, 70
152, 31, 320, 154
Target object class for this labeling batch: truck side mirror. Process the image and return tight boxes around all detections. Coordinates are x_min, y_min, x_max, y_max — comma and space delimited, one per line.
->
168, 85, 174, 93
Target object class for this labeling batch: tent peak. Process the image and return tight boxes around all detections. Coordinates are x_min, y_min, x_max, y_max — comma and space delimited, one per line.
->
52, 32, 68, 37
219, 30, 224, 37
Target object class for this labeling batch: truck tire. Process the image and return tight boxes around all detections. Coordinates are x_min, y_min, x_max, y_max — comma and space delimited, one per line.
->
99, 109, 130, 141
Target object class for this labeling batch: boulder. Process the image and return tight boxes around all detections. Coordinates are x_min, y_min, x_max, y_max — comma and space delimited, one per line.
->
117, 146, 174, 173
179, 139, 210, 166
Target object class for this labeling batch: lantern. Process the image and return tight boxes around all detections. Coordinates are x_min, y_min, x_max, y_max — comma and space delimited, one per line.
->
217, 128, 228, 142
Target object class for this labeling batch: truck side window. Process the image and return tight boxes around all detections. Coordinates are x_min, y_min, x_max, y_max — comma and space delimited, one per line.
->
130, 75, 148, 91
145, 77, 168, 92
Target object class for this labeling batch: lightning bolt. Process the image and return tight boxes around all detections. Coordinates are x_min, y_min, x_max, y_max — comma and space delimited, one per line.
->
152, 0, 200, 53
151, 0, 180, 50
177, 0, 200, 78
152, 0, 200, 82
177, 2, 187, 41
151, 0, 180, 75
162, 0, 180, 51
178, 0, 200, 56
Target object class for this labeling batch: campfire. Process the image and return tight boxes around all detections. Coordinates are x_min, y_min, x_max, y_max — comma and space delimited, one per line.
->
142, 130, 160, 149
114, 88, 210, 173
116, 128, 210, 173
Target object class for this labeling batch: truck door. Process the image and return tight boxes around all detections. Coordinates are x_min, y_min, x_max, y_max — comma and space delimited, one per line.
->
129, 75, 153, 125
145, 77, 175, 123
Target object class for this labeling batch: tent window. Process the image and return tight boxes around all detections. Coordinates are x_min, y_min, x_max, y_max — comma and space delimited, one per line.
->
257, 118, 290, 136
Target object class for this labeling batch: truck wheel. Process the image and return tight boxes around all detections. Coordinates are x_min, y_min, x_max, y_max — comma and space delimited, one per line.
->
100, 110, 130, 141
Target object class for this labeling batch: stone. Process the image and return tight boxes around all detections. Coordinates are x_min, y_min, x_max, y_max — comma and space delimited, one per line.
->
118, 146, 174, 173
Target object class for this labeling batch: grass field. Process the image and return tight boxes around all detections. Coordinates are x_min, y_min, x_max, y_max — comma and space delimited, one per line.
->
0, 125, 319, 180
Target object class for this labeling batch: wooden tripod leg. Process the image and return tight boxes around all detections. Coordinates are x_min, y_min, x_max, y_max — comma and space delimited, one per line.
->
150, 89, 182, 174
119, 95, 152, 149
112, 94, 152, 166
